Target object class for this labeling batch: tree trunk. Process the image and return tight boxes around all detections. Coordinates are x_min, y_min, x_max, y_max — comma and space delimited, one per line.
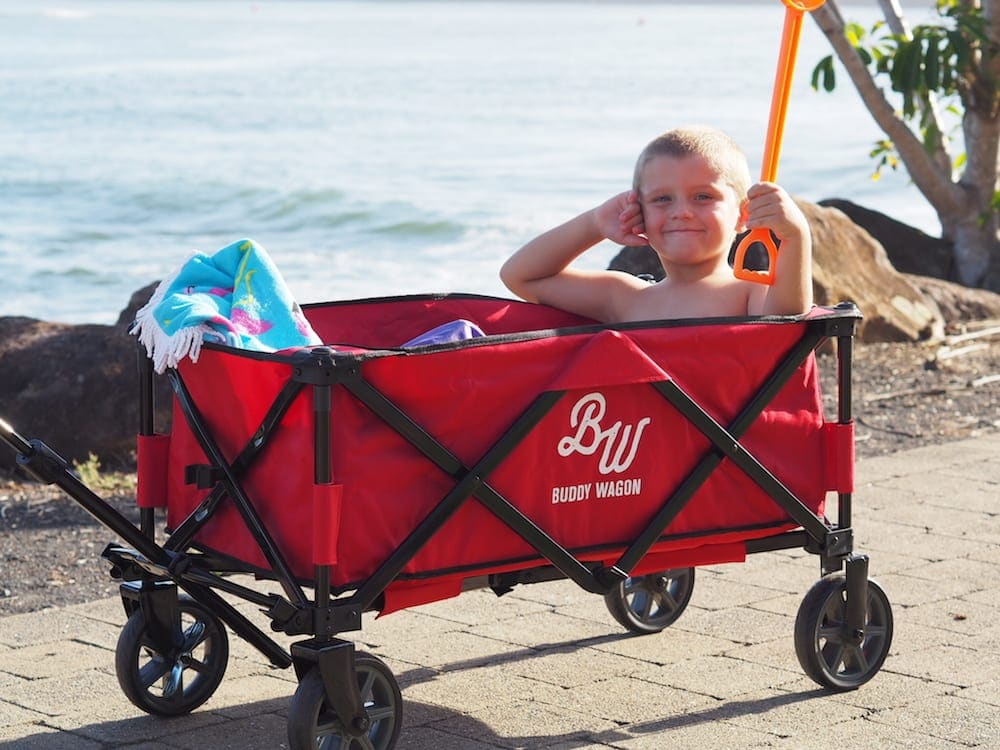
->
811, 2, 1000, 291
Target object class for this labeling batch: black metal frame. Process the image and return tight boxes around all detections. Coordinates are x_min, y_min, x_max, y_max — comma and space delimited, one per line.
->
0, 302, 868, 731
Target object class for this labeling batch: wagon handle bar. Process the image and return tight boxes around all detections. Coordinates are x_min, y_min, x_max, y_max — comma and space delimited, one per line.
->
733, 0, 825, 286
0, 416, 34, 457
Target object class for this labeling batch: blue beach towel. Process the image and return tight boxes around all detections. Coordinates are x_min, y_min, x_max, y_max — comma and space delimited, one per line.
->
132, 238, 321, 373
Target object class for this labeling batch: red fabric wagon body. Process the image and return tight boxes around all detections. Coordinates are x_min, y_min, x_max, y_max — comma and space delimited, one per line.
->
147, 295, 853, 615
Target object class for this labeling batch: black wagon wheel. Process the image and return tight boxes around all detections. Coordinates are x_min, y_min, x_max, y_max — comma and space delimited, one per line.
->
115, 594, 229, 716
287, 652, 402, 750
604, 568, 695, 634
794, 572, 893, 691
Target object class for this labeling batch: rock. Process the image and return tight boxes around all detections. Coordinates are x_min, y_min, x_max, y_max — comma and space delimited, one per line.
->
609, 198, 947, 342
906, 273, 1000, 325
0, 283, 171, 472
806, 200, 943, 341
818, 198, 954, 280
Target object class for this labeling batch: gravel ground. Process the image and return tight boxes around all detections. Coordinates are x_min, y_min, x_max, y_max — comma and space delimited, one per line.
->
2, 333, 998, 616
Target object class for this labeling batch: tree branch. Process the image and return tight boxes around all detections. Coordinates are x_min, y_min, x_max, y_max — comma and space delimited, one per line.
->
811, 3, 966, 217
876, 0, 953, 173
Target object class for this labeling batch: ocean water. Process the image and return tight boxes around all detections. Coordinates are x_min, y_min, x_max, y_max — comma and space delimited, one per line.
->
0, 0, 943, 324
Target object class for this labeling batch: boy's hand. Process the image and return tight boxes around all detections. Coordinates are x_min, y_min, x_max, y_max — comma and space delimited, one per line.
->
595, 190, 647, 246
744, 182, 808, 243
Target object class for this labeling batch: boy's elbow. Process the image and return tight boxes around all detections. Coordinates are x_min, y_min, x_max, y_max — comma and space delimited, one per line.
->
499, 261, 533, 301
498, 261, 518, 294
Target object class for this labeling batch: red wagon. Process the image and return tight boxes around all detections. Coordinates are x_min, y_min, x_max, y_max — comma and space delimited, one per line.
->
1, 294, 893, 749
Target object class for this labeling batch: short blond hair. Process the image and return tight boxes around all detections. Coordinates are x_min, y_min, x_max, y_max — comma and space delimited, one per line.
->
633, 126, 752, 200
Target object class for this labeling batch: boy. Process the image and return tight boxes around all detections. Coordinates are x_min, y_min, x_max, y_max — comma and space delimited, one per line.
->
500, 126, 812, 323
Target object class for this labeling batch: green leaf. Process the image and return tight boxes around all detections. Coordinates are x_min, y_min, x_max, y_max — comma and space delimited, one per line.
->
811, 55, 834, 91
924, 49, 940, 91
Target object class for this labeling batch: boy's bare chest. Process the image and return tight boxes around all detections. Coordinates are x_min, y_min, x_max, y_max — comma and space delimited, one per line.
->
619, 280, 750, 322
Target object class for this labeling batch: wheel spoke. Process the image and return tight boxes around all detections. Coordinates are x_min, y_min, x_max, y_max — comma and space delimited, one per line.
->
817, 624, 841, 642
357, 735, 376, 750
138, 657, 170, 689
358, 671, 377, 703
366, 704, 395, 722
316, 714, 345, 737
181, 621, 208, 652
822, 641, 846, 672
864, 624, 888, 640
639, 593, 655, 620
849, 644, 870, 674
162, 663, 184, 698
656, 589, 679, 613
181, 654, 212, 675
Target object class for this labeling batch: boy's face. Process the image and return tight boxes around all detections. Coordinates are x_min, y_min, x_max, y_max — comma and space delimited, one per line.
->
637, 154, 744, 269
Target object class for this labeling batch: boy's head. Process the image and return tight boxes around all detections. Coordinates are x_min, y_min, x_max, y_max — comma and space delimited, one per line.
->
633, 126, 752, 202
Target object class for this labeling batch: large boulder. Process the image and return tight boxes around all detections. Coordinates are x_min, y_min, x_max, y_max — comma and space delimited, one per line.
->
818, 198, 954, 280
806, 200, 943, 341
609, 198, 963, 342
0, 283, 171, 471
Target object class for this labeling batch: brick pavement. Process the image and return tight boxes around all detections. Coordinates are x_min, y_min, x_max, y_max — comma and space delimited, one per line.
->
1, 435, 998, 749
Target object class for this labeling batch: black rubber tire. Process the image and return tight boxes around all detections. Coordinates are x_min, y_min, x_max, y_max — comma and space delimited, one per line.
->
115, 595, 229, 716
794, 572, 893, 691
604, 568, 695, 634
287, 653, 402, 750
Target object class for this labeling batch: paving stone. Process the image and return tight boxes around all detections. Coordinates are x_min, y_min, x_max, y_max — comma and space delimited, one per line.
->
400, 663, 544, 713
508, 646, 641, 689
636, 653, 801, 700
589, 626, 731, 665
610, 715, 775, 749
45, 705, 223, 746
717, 687, 871, 738
0, 640, 110, 680
903, 596, 1000, 637
529, 673, 719, 726
766, 715, 970, 749
0, 609, 119, 649
868, 693, 1000, 746
886, 643, 1000, 687
5, 668, 120, 718
207, 674, 294, 719
955, 679, 1000, 708
433, 698, 620, 749
0, 723, 104, 749
401, 587, 552, 627
395, 724, 508, 750
685, 576, 788, 611
469, 610, 621, 651
671, 604, 796, 646
165, 711, 287, 749
713, 555, 827, 595
0, 698, 47, 730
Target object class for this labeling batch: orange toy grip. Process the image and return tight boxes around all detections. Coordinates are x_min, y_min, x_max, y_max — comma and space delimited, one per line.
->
733, 228, 778, 286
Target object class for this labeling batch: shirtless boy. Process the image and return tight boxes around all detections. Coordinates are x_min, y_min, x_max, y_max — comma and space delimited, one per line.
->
500, 126, 812, 323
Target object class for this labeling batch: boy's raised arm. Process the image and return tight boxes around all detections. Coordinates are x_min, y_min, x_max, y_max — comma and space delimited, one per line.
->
744, 182, 813, 316
499, 191, 646, 321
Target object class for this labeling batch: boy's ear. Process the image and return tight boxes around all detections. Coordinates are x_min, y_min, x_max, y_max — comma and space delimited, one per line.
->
737, 201, 749, 231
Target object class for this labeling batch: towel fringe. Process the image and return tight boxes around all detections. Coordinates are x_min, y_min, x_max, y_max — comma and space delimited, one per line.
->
131, 252, 208, 374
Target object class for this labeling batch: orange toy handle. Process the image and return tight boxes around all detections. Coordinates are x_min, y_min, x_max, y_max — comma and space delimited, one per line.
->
733, 0, 825, 285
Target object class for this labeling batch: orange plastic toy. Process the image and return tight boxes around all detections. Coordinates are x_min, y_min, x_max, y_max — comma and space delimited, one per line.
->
733, 0, 826, 285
